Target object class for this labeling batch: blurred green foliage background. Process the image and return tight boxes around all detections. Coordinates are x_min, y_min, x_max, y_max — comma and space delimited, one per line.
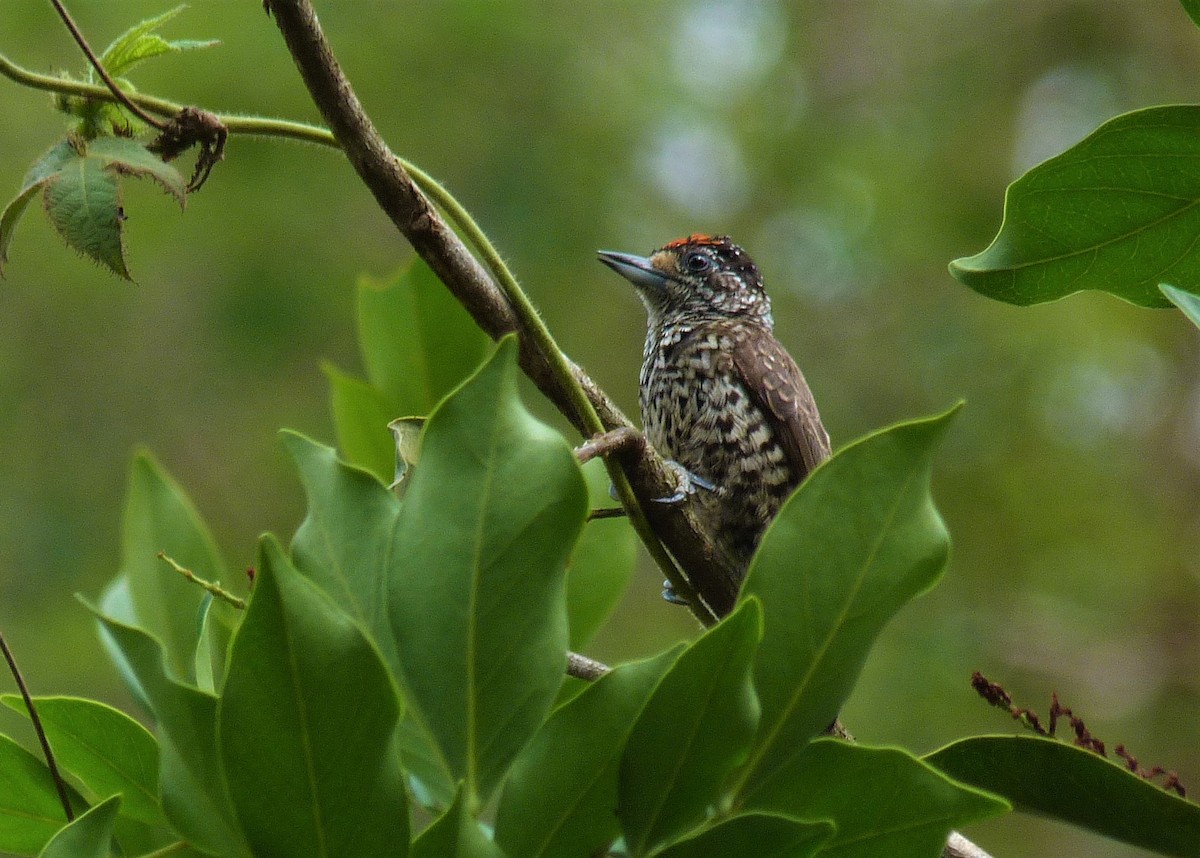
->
1, 2, 1199, 855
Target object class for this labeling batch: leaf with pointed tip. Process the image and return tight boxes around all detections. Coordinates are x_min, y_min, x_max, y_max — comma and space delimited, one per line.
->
1162, 283, 1200, 329
411, 788, 505, 858
0, 733, 84, 855
38, 136, 186, 279
283, 430, 456, 811
358, 261, 490, 414
651, 812, 833, 858
118, 451, 229, 686
85, 606, 249, 857
219, 536, 408, 858
747, 740, 1007, 858
0, 141, 77, 275
389, 336, 588, 806
950, 105, 1200, 308
495, 646, 683, 858
928, 735, 1200, 857
193, 594, 237, 695
37, 795, 121, 858
736, 407, 958, 803
618, 600, 762, 857
99, 5, 217, 80
1, 696, 162, 827
323, 360, 396, 482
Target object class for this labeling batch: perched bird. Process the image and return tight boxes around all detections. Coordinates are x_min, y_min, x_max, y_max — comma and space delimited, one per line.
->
598, 234, 830, 574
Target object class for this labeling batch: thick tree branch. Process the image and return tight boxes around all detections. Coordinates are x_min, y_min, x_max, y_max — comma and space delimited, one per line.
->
263, 0, 741, 623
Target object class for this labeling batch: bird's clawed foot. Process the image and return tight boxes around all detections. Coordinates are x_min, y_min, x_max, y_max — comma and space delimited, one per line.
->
653, 461, 717, 504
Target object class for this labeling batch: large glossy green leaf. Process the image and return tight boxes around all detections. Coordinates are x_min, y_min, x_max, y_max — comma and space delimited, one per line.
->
0, 733, 78, 855
950, 105, 1200, 308
495, 646, 683, 858
411, 788, 506, 858
651, 812, 833, 858
748, 740, 1007, 858
928, 735, 1200, 857
1, 696, 162, 827
330, 261, 490, 478
118, 451, 230, 685
218, 536, 408, 858
285, 431, 401, 672
1162, 283, 1200, 329
37, 795, 120, 858
618, 600, 763, 857
87, 608, 248, 857
389, 336, 588, 807
283, 431, 457, 810
358, 260, 490, 413
735, 408, 957, 803
565, 459, 637, 649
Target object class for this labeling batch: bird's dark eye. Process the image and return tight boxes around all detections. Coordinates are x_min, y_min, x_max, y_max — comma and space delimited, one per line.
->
684, 252, 711, 274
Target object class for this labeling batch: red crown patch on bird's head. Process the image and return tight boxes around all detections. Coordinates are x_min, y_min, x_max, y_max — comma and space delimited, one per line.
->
662, 233, 729, 251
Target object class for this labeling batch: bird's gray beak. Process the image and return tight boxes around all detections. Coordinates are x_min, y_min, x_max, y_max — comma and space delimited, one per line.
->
597, 250, 671, 292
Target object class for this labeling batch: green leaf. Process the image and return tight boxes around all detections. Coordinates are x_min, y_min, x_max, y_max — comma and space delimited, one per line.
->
928, 735, 1200, 857
86, 607, 248, 857
323, 361, 397, 481
99, 6, 217, 80
219, 536, 408, 858
40, 136, 186, 279
748, 740, 1007, 858
283, 431, 457, 810
411, 787, 505, 858
388, 336, 588, 806
193, 594, 237, 695
618, 600, 763, 857
118, 451, 229, 685
284, 432, 401, 673
358, 260, 490, 413
950, 105, 1200, 308
37, 795, 120, 858
0, 733, 78, 855
736, 407, 958, 803
651, 812, 833, 858
1162, 283, 1200, 329
86, 137, 187, 204
566, 459, 637, 649
495, 646, 683, 858
0, 696, 162, 827
1, 141, 78, 275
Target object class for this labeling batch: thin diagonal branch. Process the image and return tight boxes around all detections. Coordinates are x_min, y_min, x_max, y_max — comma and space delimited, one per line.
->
0, 631, 74, 822
47, 0, 167, 130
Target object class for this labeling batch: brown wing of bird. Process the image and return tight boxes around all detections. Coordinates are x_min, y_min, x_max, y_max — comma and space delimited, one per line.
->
729, 328, 831, 481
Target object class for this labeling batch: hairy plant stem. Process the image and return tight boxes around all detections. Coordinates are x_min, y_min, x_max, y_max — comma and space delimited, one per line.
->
0, 631, 74, 822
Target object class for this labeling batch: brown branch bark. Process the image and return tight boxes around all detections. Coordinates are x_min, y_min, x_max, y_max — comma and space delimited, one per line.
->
263, 0, 743, 619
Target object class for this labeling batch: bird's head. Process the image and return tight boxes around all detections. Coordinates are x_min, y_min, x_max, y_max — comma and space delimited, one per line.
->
598, 234, 772, 326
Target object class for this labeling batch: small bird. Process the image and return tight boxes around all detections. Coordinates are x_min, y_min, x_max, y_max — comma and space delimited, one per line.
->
598, 234, 830, 575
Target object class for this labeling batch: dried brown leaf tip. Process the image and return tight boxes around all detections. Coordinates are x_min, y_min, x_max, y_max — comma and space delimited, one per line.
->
971, 671, 1187, 797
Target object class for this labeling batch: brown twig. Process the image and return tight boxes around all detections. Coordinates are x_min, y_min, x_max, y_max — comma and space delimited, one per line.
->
47, 0, 167, 131
0, 631, 74, 822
